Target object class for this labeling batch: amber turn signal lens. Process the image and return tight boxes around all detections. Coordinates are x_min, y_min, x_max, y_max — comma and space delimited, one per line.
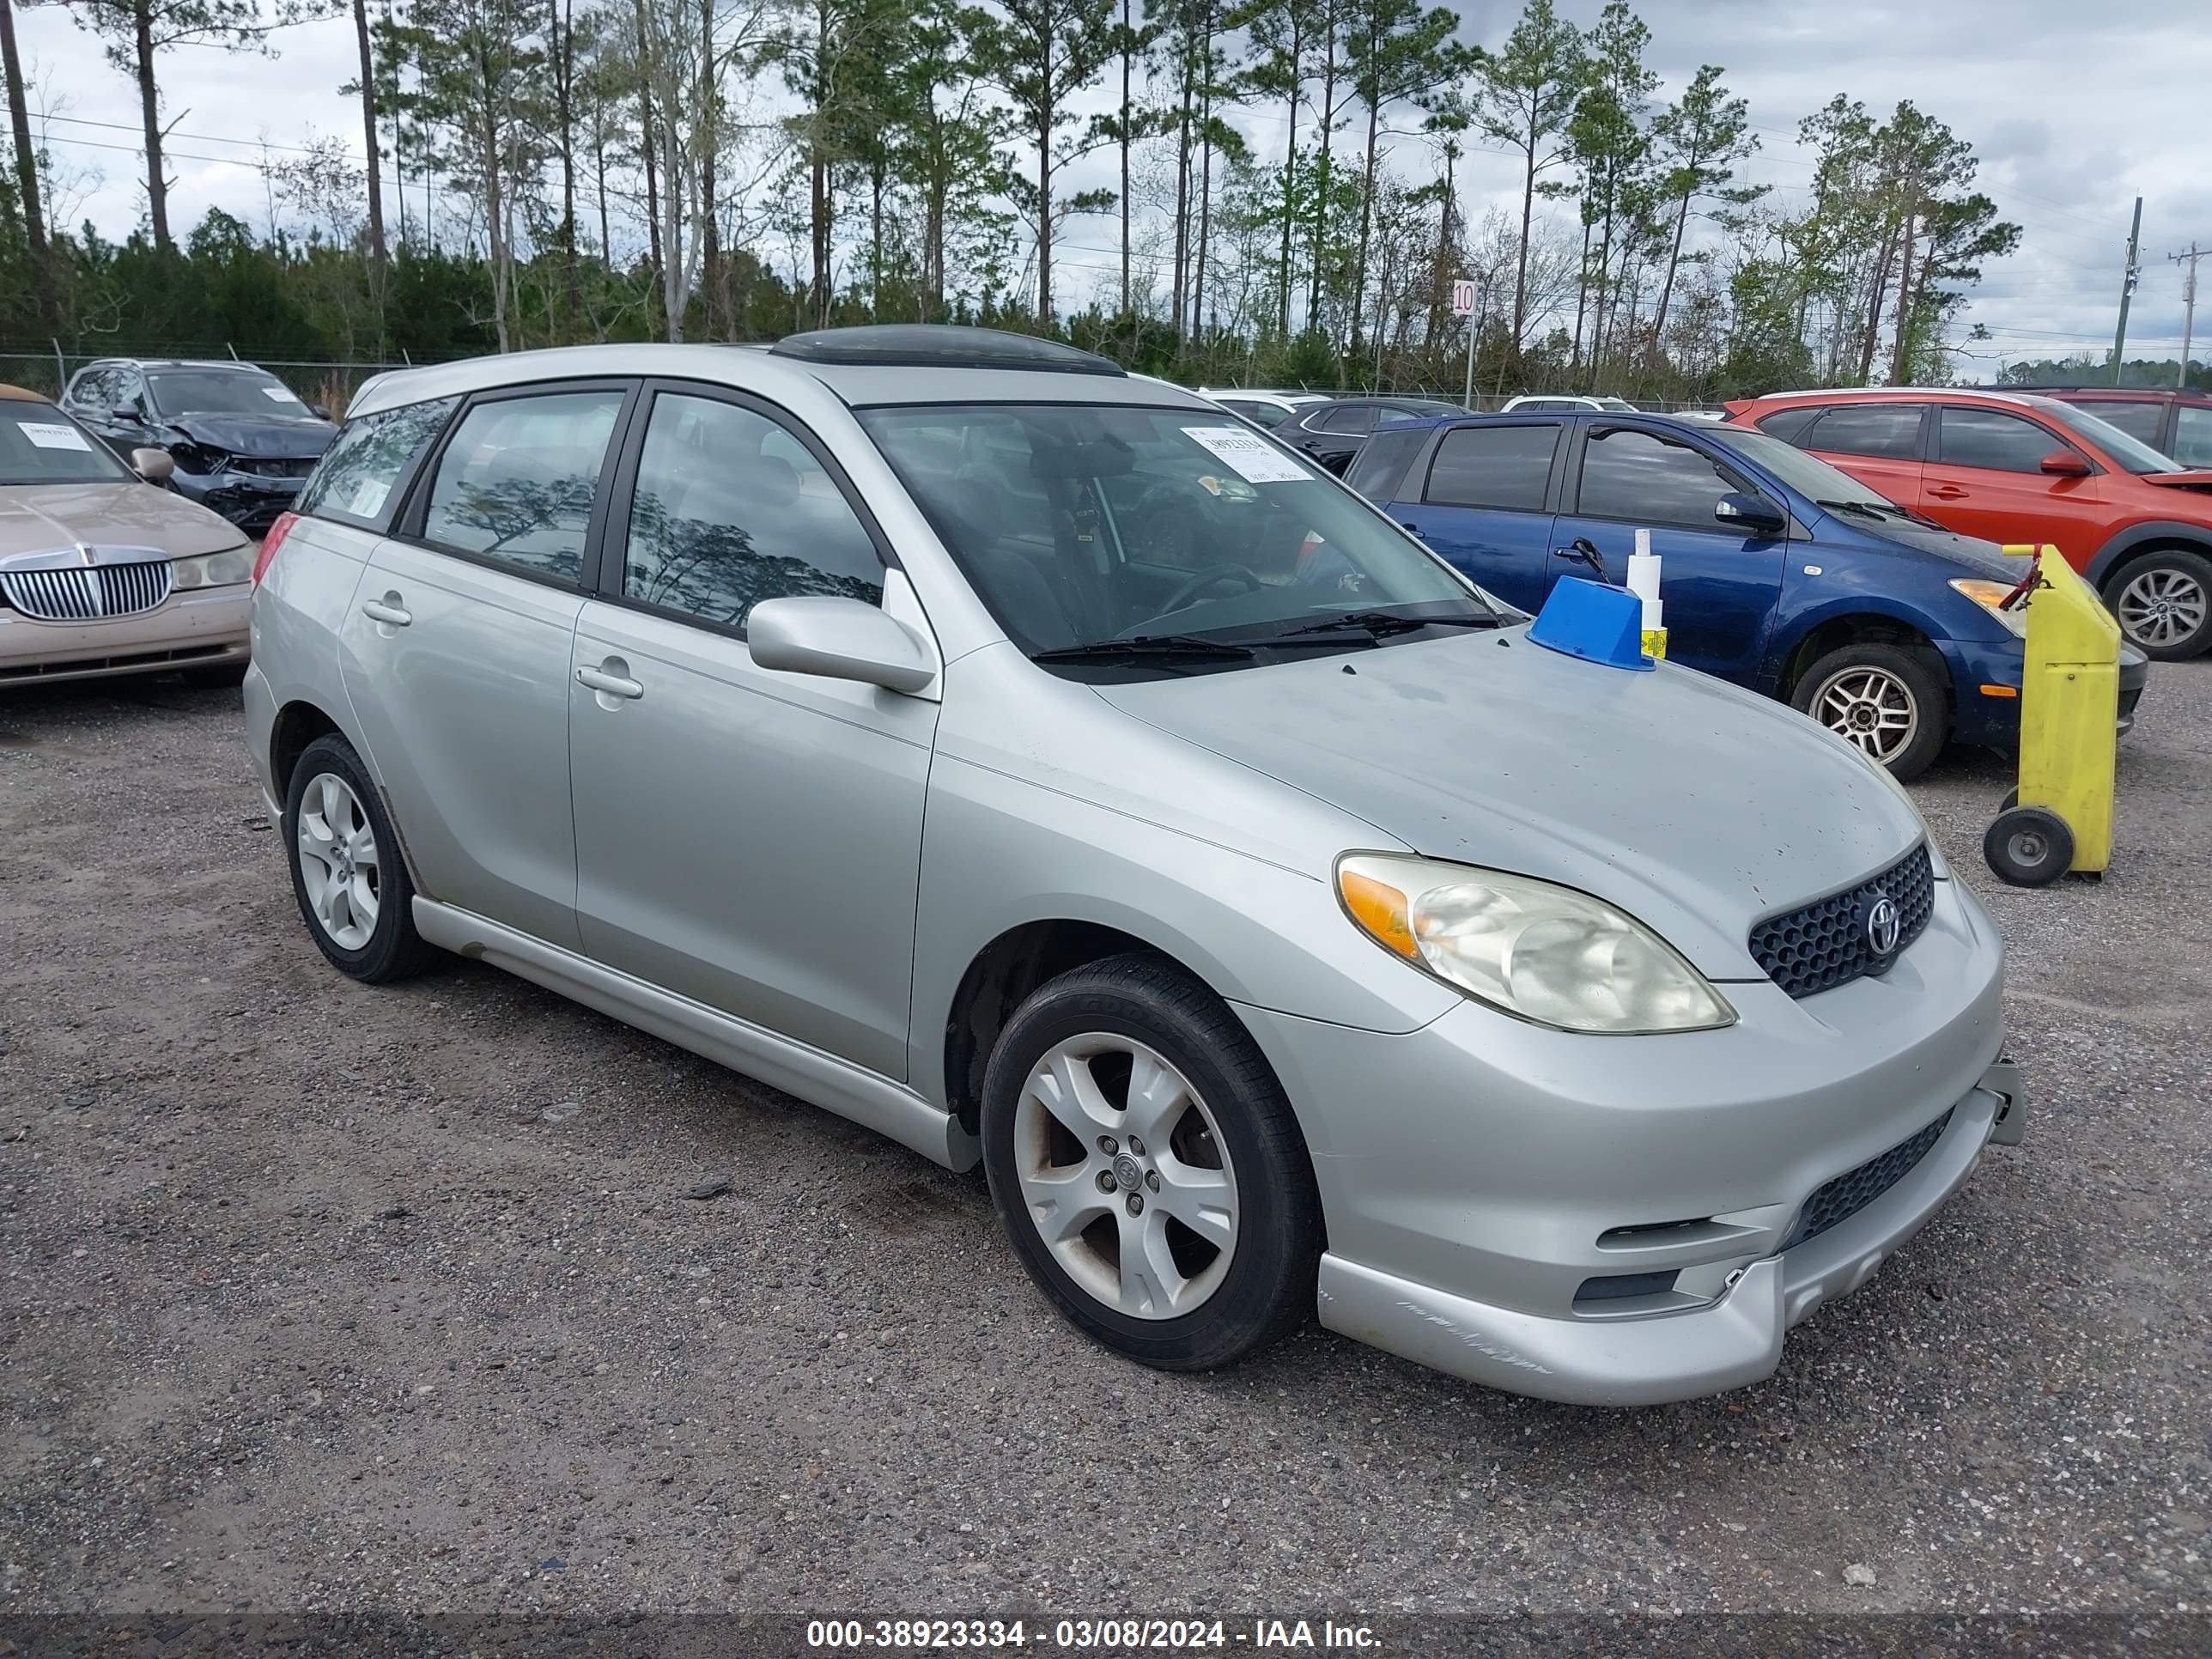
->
1339, 868, 1417, 957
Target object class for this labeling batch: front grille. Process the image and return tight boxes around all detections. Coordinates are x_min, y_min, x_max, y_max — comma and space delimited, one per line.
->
1780, 1106, 1954, 1251
1748, 843, 1934, 998
0, 562, 172, 622
227, 455, 317, 479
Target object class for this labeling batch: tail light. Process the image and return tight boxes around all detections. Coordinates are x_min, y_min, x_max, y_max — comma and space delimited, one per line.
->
252, 511, 300, 586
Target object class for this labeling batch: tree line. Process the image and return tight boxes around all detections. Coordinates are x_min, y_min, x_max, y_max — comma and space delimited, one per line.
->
1, 0, 2022, 400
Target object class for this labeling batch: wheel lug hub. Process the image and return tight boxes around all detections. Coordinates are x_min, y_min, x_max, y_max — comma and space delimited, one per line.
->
1126, 1193, 1143, 1216
1127, 1135, 1145, 1157
1096, 1170, 1116, 1194
1097, 1135, 1118, 1156
1145, 1170, 1160, 1193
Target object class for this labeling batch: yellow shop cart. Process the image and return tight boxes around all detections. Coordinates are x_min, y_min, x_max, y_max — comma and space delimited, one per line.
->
1983, 545, 2119, 886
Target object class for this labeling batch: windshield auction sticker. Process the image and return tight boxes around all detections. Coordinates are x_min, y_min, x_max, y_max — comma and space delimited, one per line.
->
20, 422, 94, 452
1182, 425, 1312, 484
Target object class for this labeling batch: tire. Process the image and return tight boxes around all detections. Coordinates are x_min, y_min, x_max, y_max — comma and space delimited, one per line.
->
2103, 548, 2212, 661
283, 732, 435, 982
979, 952, 1322, 1373
1984, 805, 2075, 887
1790, 642, 1948, 781
184, 661, 248, 690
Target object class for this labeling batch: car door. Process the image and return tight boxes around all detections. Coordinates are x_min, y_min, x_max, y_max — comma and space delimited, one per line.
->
1923, 404, 2106, 558
1547, 422, 1788, 682
339, 380, 635, 953
1388, 420, 1563, 611
2173, 404, 2212, 469
567, 381, 938, 1079
1796, 403, 1927, 507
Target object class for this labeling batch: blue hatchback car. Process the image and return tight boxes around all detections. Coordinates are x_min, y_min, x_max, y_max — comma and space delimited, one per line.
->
1346, 411, 2149, 778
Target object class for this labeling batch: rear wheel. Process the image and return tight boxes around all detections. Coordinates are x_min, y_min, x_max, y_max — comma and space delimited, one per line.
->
980, 953, 1321, 1372
2105, 549, 2212, 660
1791, 643, 1948, 781
283, 732, 434, 982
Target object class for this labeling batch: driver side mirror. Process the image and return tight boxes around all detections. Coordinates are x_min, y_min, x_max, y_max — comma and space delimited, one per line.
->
130, 447, 175, 485
747, 596, 937, 695
113, 397, 145, 422
1714, 491, 1788, 537
2039, 450, 2091, 477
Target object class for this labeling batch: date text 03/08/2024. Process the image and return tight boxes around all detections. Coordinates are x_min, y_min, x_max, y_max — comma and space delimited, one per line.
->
805, 1619, 1382, 1650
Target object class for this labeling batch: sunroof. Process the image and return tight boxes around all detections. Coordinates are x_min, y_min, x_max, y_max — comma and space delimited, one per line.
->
769, 325, 1127, 377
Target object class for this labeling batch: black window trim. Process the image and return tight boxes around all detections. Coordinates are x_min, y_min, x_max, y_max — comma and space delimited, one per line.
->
1936, 403, 2103, 477
589, 375, 899, 646
1565, 418, 1790, 533
1419, 417, 1565, 514
299, 392, 464, 538
392, 376, 644, 595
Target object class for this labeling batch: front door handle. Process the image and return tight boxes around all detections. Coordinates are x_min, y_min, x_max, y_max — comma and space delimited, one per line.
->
362, 596, 411, 628
1926, 483, 1968, 500
577, 662, 644, 701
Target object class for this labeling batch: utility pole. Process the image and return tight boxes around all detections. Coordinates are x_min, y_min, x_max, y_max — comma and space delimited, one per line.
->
2172, 243, 2203, 389
2112, 197, 2143, 385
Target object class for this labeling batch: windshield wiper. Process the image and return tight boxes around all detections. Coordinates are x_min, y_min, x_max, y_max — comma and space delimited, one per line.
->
1261, 609, 1504, 641
1030, 634, 1258, 665
1816, 498, 1900, 520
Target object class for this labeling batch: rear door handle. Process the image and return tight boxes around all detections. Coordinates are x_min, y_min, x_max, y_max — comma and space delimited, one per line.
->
361, 597, 411, 627
576, 663, 644, 701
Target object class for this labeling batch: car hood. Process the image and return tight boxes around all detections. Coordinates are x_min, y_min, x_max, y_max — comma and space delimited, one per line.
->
161, 411, 336, 458
1850, 514, 2021, 577
0, 480, 248, 560
1093, 631, 1927, 980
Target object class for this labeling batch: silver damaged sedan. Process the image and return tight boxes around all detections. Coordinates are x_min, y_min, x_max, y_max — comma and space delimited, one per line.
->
242, 326, 2022, 1406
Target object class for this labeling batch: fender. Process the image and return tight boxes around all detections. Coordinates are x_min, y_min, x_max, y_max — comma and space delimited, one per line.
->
1760, 592, 1966, 696
2085, 520, 2212, 588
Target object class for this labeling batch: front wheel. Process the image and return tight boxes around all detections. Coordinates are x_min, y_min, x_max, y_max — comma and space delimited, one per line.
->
979, 953, 1322, 1373
1791, 643, 1948, 781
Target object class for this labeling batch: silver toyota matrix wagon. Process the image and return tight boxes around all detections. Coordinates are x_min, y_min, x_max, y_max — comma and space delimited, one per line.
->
244, 326, 2024, 1406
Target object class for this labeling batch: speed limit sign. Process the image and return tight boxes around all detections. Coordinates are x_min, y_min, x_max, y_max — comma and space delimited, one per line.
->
1451, 278, 1479, 316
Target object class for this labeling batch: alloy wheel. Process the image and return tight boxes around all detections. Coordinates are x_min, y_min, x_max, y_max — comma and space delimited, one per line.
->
295, 770, 381, 951
1810, 665, 1920, 764
1012, 1035, 1238, 1320
2116, 567, 2209, 651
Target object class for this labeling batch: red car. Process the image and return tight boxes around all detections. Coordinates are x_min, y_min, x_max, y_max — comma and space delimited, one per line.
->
1725, 387, 2212, 659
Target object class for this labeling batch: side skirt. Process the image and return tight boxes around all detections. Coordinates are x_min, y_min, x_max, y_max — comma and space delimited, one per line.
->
413, 898, 981, 1171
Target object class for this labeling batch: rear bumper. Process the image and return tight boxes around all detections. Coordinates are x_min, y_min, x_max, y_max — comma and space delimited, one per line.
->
0, 585, 252, 686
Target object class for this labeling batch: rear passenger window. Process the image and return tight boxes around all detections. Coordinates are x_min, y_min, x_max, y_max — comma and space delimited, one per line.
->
617, 392, 883, 630
421, 390, 626, 582
1425, 423, 1559, 511
2076, 400, 2166, 448
1938, 407, 2071, 473
1321, 406, 1377, 435
2175, 406, 2212, 468
1577, 428, 1741, 526
299, 395, 459, 531
1346, 426, 1429, 501
1805, 404, 1923, 459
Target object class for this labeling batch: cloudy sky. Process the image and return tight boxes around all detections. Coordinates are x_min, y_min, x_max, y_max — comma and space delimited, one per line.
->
13, 0, 2210, 369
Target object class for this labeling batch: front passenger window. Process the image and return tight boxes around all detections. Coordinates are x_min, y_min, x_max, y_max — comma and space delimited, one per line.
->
619, 393, 884, 630
422, 390, 625, 582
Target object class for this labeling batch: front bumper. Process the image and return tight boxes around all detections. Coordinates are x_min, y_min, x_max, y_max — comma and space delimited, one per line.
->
1237, 870, 2013, 1406
0, 585, 252, 686
173, 469, 307, 534
1942, 635, 2149, 748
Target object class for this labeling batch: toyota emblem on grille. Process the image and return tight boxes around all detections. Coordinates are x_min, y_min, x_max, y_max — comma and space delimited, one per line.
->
1863, 894, 1902, 961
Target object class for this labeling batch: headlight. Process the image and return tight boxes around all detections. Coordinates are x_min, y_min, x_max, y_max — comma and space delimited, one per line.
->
1949, 578, 2029, 639
1334, 854, 1735, 1034
171, 546, 256, 588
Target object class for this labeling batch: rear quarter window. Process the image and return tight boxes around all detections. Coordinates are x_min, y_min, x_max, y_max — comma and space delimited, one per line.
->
299, 395, 460, 532
1345, 426, 1428, 501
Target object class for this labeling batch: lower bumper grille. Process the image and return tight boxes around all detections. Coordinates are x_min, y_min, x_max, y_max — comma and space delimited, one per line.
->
1, 562, 172, 622
1781, 1106, 1954, 1252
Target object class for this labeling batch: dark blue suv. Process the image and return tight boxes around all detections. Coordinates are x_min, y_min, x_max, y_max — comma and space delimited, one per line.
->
1346, 411, 2150, 779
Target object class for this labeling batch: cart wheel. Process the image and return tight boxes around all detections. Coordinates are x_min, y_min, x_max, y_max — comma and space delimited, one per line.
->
1998, 786, 2018, 812
1984, 806, 2075, 887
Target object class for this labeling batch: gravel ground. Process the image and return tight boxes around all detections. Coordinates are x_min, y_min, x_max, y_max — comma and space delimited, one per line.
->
0, 662, 2206, 1623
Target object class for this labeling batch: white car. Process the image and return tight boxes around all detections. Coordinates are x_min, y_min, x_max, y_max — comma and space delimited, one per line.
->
1197, 388, 1328, 429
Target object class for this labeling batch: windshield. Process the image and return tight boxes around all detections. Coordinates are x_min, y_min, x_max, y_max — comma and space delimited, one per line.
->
1713, 426, 1903, 511
2035, 398, 2183, 473
146, 369, 312, 418
0, 403, 131, 485
859, 403, 1492, 671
